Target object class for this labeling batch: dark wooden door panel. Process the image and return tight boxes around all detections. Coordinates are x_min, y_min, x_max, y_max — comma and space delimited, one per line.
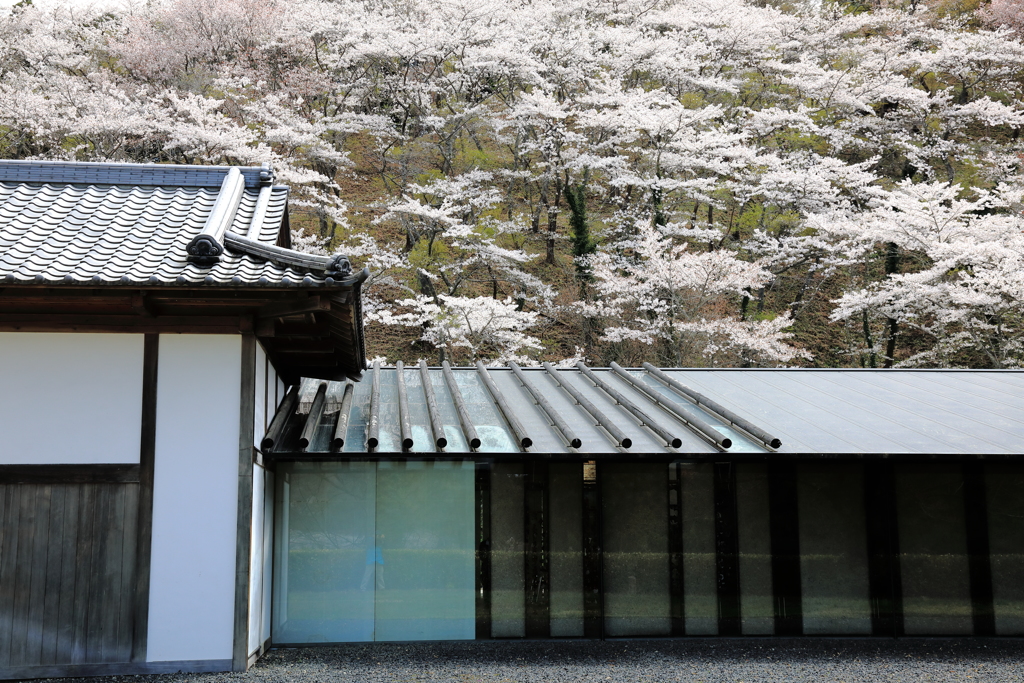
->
0, 482, 139, 667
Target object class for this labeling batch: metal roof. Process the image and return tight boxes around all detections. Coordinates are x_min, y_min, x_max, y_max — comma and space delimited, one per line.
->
0, 160, 358, 287
261, 365, 1024, 457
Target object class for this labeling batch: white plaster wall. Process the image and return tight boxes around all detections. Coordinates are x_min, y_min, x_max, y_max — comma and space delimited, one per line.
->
0, 332, 144, 464
247, 464, 267, 655
148, 334, 241, 663
254, 344, 267, 449
261, 470, 274, 645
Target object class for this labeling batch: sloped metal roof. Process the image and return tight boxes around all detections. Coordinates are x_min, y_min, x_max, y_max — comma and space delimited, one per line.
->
0, 160, 357, 287
261, 365, 1024, 457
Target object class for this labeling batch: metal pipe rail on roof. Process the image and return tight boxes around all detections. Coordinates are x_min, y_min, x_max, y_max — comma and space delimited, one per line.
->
642, 363, 782, 450
261, 384, 299, 452
542, 362, 632, 449
609, 363, 730, 451
331, 382, 354, 451
396, 361, 414, 451
366, 360, 381, 452
576, 362, 684, 449
509, 362, 582, 449
441, 361, 481, 451
476, 361, 532, 451
299, 382, 328, 450
420, 360, 448, 450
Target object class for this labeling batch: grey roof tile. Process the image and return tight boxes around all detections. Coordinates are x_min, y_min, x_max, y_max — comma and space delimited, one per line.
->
0, 160, 354, 288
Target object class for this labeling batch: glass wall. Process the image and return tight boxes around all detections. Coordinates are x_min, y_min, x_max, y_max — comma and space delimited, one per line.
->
272, 461, 475, 643
986, 463, 1024, 635
736, 463, 773, 635
490, 463, 525, 637
895, 463, 973, 635
270, 459, 1023, 643
680, 463, 717, 635
797, 462, 871, 634
602, 463, 671, 636
549, 463, 584, 637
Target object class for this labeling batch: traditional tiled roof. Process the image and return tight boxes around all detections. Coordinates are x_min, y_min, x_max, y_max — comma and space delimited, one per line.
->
0, 160, 368, 381
0, 160, 358, 287
263, 364, 1024, 457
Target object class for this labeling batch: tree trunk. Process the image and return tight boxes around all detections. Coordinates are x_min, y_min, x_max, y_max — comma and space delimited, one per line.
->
882, 241, 900, 368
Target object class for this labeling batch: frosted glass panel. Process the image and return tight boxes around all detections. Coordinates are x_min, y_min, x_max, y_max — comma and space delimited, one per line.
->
896, 464, 972, 635
987, 463, 1024, 635
549, 463, 584, 637
273, 462, 375, 643
797, 462, 871, 634
602, 463, 670, 636
736, 463, 773, 635
375, 461, 476, 640
273, 461, 474, 643
680, 463, 717, 635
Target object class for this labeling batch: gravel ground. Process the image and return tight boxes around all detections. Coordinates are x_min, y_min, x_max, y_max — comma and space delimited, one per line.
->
49, 638, 1024, 683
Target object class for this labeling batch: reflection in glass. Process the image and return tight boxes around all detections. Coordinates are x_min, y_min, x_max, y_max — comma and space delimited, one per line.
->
491, 463, 525, 637
680, 463, 717, 635
986, 463, 1024, 635
549, 463, 584, 636
797, 462, 871, 634
896, 463, 972, 635
602, 463, 670, 636
736, 463, 773, 635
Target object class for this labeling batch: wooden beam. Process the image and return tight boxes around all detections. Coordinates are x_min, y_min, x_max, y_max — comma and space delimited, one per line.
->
256, 296, 329, 319
131, 334, 158, 663
255, 321, 330, 339
232, 335, 256, 672
0, 315, 243, 334
257, 339, 337, 353
0, 465, 139, 484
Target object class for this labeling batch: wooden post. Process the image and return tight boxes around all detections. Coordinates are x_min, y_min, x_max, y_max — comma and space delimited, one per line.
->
232, 334, 256, 671
131, 334, 158, 663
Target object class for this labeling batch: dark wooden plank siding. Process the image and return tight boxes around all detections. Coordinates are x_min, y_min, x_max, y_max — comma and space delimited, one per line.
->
0, 486, 16, 664
40, 485, 66, 665
0, 481, 139, 669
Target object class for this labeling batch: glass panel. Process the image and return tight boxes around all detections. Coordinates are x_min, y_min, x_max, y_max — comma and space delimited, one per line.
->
680, 463, 717, 635
736, 463, 773, 635
602, 463, 670, 636
491, 462, 525, 636
986, 463, 1024, 635
797, 462, 871, 634
549, 463, 584, 637
374, 461, 475, 640
896, 463, 972, 635
272, 461, 375, 643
